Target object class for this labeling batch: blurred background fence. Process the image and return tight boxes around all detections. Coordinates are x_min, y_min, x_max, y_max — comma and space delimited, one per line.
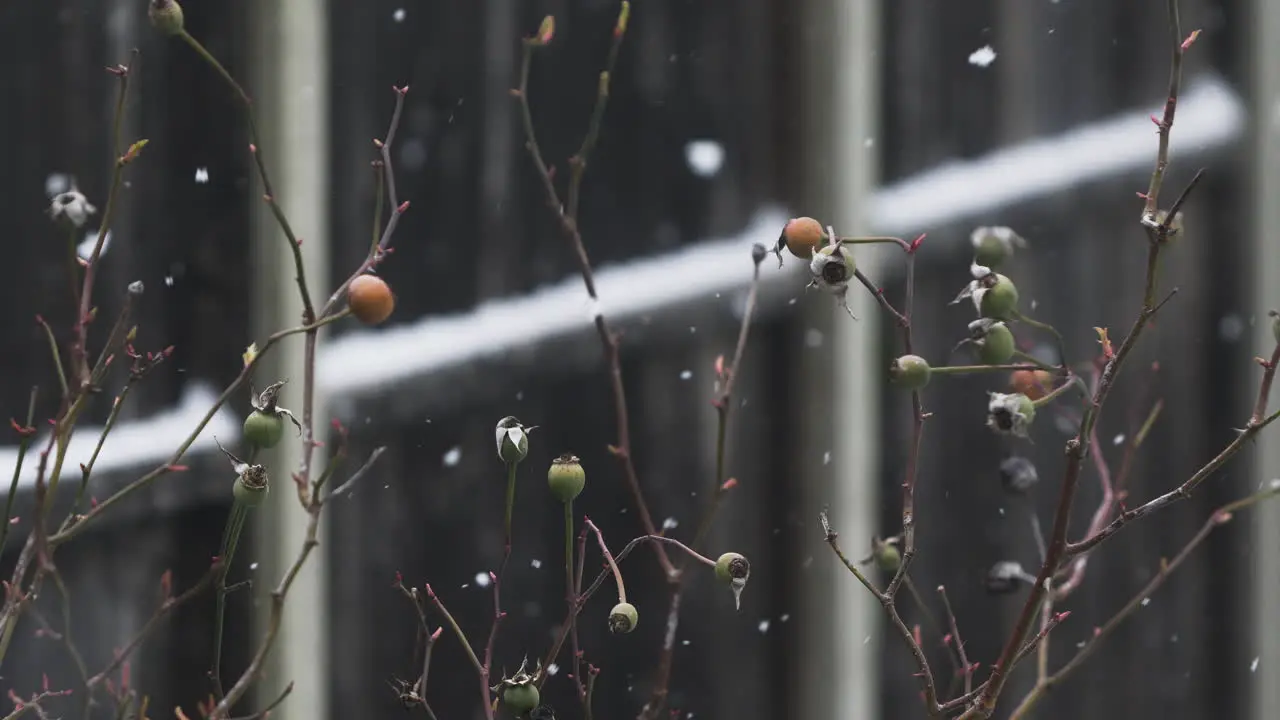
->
0, 1, 1276, 719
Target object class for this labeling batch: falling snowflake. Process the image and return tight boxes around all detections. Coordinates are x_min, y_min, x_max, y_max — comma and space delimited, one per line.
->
663, 517, 679, 530
474, 572, 491, 588
684, 140, 725, 178
968, 45, 997, 67
45, 173, 71, 197
757, 619, 771, 633
393, 8, 406, 22
530, 559, 542, 569
1251, 656, 1260, 673
679, 370, 693, 381
77, 230, 112, 263
194, 167, 209, 183
443, 446, 462, 467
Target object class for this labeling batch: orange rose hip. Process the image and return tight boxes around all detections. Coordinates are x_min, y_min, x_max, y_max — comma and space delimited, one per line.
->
347, 274, 395, 325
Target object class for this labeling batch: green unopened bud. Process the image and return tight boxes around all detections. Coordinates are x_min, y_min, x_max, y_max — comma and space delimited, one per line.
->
976, 321, 1015, 365
495, 416, 530, 464
971, 226, 1026, 269
889, 355, 931, 390
243, 410, 285, 449
547, 453, 585, 502
233, 465, 269, 507
500, 682, 540, 714
608, 602, 638, 634
148, 0, 185, 35
873, 541, 901, 573
978, 274, 1019, 320
493, 659, 540, 714
714, 552, 751, 610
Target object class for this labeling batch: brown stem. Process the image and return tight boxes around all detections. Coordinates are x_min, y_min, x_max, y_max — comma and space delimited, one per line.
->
86, 561, 221, 689
514, 8, 669, 578
938, 586, 973, 696
1009, 486, 1280, 720
964, 5, 1195, 713
821, 511, 940, 714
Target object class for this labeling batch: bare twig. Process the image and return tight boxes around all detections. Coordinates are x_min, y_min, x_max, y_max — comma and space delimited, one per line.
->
423, 584, 483, 676
1008, 485, 1280, 719
937, 586, 973, 696
584, 518, 628, 602
513, 5, 669, 579
87, 561, 221, 690
821, 511, 940, 715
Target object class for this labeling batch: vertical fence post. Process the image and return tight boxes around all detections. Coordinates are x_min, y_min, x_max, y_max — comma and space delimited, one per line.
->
795, 0, 882, 718
1251, 0, 1280, 715
249, 0, 331, 717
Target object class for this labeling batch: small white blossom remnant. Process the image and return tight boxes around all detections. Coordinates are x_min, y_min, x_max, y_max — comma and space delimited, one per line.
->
684, 139, 725, 178
49, 190, 97, 229
808, 244, 859, 319
968, 45, 997, 68
987, 392, 1036, 438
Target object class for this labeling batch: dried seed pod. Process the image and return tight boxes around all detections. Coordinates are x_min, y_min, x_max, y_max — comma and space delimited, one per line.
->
985, 561, 1033, 595
999, 456, 1039, 494
987, 393, 1036, 438
547, 454, 586, 503
608, 602, 639, 634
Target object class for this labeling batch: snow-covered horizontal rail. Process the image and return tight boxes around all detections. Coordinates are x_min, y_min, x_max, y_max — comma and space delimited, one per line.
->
0, 76, 1244, 492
